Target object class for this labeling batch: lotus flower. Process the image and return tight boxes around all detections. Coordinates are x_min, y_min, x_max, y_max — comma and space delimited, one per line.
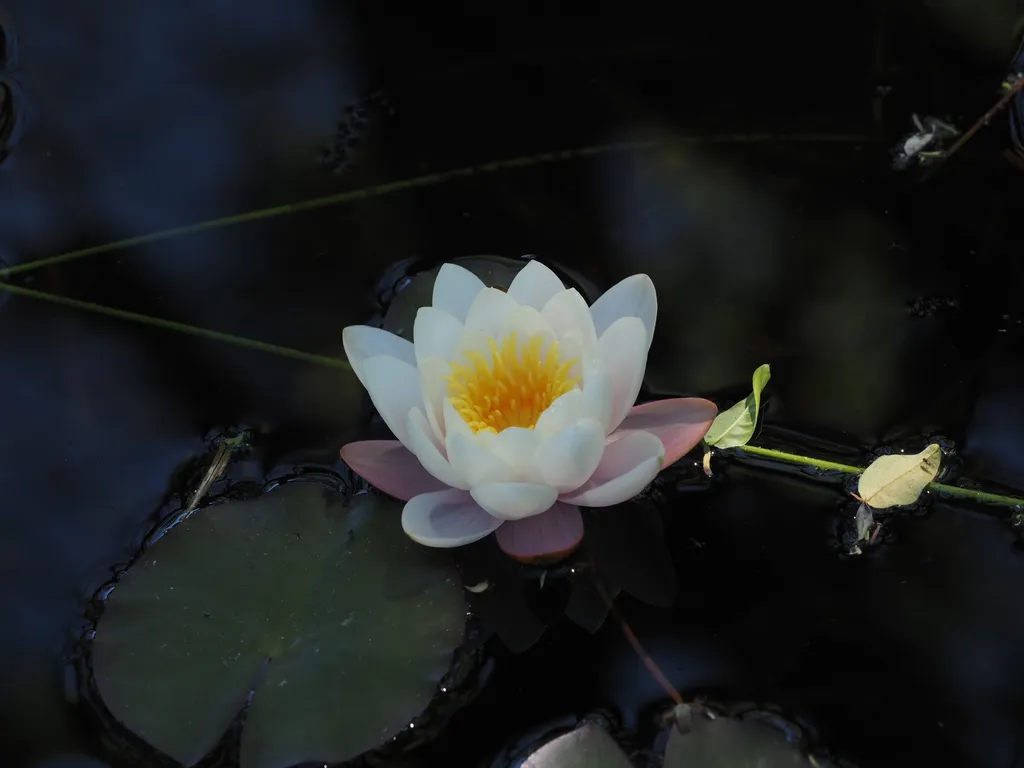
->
341, 260, 717, 561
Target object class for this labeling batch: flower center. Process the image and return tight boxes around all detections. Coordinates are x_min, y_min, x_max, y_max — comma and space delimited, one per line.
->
446, 332, 579, 434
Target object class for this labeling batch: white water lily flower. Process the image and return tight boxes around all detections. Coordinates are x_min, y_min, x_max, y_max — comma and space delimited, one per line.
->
341, 260, 717, 561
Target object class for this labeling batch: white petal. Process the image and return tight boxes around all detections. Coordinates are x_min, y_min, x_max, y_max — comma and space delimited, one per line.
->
505, 305, 555, 341
432, 263, 486, 321
360, 355, 423, 450
343, 325, 415, 388
560, 431, 665, 507
447, 432, 517, 485
413, 307, 463, 367
590, 273, 657, 349
470, 482, 558, 520
418, 355, 451, 442
598, 316, 649, 432
536, 417, 605, 492
579, 359, 613, 435
542, 289, 597, 355
451, 327, 492, 367
506, 260, 565, 309
463, 287, 521, 338
534, 388, 584, 439
485, 427, 543, 483
402, 489, 503, 547
405, 408, 469, 489
443, 397, 475, 442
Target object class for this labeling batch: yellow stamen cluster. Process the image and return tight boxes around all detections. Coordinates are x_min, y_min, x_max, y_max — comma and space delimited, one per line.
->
446, 332, 579, 433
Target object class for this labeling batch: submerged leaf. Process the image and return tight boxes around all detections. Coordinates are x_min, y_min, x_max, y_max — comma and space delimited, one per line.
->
857, 444, 941, 509
854, 503, 874, 541
704, 364, 771, 449
522, 722, 634, 768
92, 483, 465, 768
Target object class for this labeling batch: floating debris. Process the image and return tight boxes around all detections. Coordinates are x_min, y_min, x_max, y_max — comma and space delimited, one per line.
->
891, 114, 959, 170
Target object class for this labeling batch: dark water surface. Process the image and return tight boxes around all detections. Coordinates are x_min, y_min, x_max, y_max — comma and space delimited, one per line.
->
2, 2, 1024, 767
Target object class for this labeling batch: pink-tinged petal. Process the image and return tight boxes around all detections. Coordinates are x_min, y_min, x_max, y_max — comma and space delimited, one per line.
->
340, 440, 450, 501
560, 431, 665, 507
613, 397, 718, 467
402, 489, 504, 547
495, 502, 584, 564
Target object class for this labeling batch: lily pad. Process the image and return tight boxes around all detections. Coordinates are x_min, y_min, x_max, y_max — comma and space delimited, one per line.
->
91, 482, 466, 768
664, 710, 813, 767
522, 722, 635, 768
704, 364, 771, 449
856, 443, 941, 508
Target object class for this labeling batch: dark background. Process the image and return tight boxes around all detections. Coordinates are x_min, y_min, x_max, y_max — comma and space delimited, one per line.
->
2, 1, 1024, 766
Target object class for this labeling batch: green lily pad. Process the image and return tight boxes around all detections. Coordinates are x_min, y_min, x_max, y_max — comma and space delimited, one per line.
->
91, 482, 465, 768
704, 363, 771, 449
664, 709, 813, 767
522, 723, 635, 767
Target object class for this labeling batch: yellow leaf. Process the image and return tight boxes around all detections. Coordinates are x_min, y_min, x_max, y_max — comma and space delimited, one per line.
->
857, 444, 942, 509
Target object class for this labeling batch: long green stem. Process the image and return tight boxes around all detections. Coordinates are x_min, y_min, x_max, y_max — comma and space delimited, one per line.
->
735, 445, 865, 475
0, 135, 876, 281
734, 444, 1024, 509
0, 282, 351, 370
0, 142, 658, 280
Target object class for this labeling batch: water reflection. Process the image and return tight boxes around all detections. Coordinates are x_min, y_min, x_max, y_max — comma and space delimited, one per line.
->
0, 1, 1023, 766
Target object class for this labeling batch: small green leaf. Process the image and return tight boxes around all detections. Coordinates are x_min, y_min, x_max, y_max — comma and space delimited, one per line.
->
704, 363, 771, 449
92, 483, 466, 768
857, 444, 942, 509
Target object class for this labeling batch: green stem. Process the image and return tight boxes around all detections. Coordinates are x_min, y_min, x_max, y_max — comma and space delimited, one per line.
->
736, 445, 865, 475
0, 135, 877, 280
0, 282, 351, 370
733, 444, 1024, 509
0, 142, 657, 280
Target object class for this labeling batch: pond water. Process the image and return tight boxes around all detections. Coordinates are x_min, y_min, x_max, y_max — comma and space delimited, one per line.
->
2, 2, 1024, 767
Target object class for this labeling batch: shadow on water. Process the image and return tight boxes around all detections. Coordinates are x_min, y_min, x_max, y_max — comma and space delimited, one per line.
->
2, 1, 1024, 767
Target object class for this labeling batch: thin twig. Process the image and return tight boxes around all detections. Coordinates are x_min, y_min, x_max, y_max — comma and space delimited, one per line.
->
592, 575, 683, 706
0, 135, 877, 281
184, 437, 238, 515
936, 75, 1024, 165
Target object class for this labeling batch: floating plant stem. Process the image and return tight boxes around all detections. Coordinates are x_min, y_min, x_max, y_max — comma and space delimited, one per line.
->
0, 135, 877, 281
924, 483, 1024, 508
731, 444, 1024, 509
592, 574, 683, 706
0, 282, 352, 370
735, 445, 865, 475
929, 74, 1024, 168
